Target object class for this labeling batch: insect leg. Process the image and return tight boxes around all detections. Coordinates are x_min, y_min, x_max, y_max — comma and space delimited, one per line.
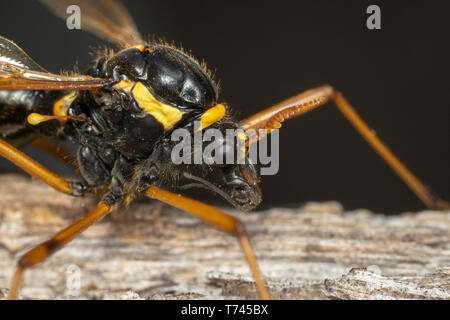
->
0, 138, 85, 196
7, 202, 112, 299
240, 85, 449, 209
331, 91, 449, 209
146, 186, 270, 300
31, 138, 80, 174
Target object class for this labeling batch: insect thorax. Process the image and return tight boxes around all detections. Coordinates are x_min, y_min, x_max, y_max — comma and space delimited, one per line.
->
80, 44, 219, 158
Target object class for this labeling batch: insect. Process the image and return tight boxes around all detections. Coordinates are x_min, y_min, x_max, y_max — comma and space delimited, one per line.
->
0, 0, 448, 300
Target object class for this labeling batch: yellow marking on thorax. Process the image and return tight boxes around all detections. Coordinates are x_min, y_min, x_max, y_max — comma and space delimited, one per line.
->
53, 91, 78, 123
114, 80, 134, 93
114, 81, 227, 131
198, 104, 226, 131
134, 45, 153, 53
114, 80, 184, 130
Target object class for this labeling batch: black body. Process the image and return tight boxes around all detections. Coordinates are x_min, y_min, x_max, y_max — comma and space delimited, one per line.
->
0, 90, 63, 147
0, 45, 262, 211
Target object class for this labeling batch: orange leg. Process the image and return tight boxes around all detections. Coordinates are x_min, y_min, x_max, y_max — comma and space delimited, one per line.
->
31, 137, 80, 175
7, 202, 111, 300
0, 138, 85, 196
146, 186, 270, 300
240, 85, 449, 210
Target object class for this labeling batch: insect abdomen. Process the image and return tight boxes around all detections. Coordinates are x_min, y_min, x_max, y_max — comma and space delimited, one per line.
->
0, 90, 60, 147
0, 90, 41, 146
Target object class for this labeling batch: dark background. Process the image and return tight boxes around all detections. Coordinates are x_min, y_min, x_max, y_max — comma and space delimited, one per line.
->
0, 0, 448, 214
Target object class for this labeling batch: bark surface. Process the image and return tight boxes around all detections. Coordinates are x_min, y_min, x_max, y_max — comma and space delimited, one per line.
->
0, 174, 448, 300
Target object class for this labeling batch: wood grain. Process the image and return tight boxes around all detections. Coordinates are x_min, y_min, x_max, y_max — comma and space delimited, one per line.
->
0, 174, 448, 300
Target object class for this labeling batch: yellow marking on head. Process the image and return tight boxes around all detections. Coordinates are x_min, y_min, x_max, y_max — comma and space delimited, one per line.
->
53, 91, 78, 124
198, 104, 226, 131
114, 80, 184, 130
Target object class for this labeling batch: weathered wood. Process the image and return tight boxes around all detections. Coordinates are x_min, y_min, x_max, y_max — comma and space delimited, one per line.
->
0, 174, 448, 300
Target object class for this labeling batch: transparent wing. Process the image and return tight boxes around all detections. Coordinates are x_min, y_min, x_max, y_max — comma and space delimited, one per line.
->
0, 35, 47, 72
0, 36, 112, 90
40, 0, 143, 46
